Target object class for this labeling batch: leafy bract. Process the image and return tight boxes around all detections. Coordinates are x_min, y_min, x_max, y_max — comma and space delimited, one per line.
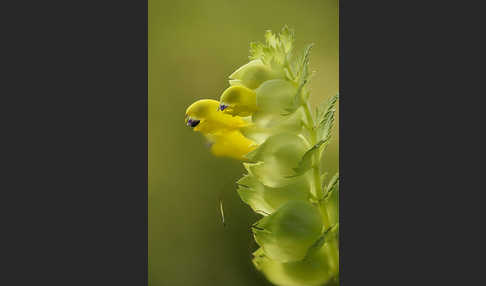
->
322, 173, 339, 201
316, 93, 339, 149
294, 43, 314, 101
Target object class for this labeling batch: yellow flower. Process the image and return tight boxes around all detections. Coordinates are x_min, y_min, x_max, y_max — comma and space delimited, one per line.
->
219, 85, 257, 117
185, 99, 256, 160
185, 99, 247, 133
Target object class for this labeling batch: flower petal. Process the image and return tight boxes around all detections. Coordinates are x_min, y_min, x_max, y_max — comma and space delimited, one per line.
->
185, 99, 248, 134
207, 130, 257, 160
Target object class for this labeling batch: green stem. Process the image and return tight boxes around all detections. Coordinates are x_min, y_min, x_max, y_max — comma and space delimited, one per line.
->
298, 81, 339, 279
302, 98, 339, 279
301, 101, 331, 229
289, 74, 339, 285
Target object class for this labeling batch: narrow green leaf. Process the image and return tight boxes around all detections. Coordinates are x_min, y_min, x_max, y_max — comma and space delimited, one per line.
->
316, 94, 339, 151
321, 173, 339, 202
298, 43, 314, 87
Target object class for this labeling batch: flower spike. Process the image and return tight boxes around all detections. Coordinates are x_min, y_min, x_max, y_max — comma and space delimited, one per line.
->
182, 27, 339, 286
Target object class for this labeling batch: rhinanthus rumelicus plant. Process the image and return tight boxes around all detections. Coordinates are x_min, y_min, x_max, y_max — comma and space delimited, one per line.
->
184, 26, 339, 286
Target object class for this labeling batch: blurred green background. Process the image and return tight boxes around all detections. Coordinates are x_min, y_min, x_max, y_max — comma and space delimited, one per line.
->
149, 1, 339, 285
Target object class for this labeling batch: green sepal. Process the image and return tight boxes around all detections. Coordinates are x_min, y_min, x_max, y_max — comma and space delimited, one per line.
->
245, 133, 309, 188
243, 108, 306, 144
236, 173, 311, 215
281, 74, 309, 116
245, 79, 306, 141
229, 59, 285, 89
252, 243, 337, 286
255, 79, 299, 116
252, 201, 323, 263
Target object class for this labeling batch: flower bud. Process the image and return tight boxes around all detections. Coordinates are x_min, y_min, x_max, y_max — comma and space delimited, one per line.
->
252, 201, 323, 262
229, 59, 284, 89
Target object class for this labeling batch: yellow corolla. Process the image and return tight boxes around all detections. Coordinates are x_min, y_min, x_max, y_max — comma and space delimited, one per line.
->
219, 85, 257, 117
185, 99, 257, 160
206, 130, 257, 160
185, 99, 247, 133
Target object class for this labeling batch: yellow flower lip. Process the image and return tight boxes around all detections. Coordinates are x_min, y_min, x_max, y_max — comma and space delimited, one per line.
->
185, 99, 248, 133
218, 102, 236, 115
218, 103, 229, 111
186, 118, 200, 128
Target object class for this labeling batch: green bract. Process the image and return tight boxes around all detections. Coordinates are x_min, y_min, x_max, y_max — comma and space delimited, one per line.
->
252, 201, 323, 262
237, 173, 309, 215
253, 242, 338, 286
241, 108, 306, 145
245, 133, 308, 188
255, 79, 297, 116
183, 26, 339, 286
